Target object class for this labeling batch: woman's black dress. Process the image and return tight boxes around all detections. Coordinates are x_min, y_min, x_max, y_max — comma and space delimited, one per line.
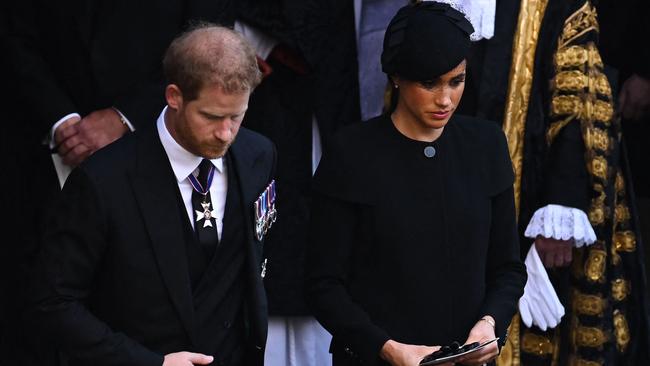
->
306, 114, 527, 365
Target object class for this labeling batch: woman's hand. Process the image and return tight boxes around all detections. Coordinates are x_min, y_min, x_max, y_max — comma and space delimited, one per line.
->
380, 339, 453, 366
457, 316, 498, 365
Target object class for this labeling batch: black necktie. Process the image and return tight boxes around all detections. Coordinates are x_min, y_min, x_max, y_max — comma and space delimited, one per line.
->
191, 159, 218, 255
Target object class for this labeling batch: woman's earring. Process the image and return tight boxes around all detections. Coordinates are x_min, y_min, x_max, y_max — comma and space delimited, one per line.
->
394, 84, 399, 89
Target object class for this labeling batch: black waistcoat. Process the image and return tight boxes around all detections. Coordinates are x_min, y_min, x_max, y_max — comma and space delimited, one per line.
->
178, 154, 247, 365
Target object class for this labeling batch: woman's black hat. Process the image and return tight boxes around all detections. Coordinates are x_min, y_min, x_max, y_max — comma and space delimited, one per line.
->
381, 2, 474, 81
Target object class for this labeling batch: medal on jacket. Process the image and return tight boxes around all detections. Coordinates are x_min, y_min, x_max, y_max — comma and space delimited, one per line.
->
254, 180, 277, 241
188, 165, 216, 228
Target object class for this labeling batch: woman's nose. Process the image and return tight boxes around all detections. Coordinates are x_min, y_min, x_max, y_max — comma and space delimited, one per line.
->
434, 91, 452, 108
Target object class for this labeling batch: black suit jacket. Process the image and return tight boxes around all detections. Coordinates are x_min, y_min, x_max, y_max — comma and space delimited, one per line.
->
1, 2, 234, 361
32, 124, 275, 366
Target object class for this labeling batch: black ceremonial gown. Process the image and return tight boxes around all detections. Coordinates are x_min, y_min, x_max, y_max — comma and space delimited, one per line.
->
461, 0, 650, 364
306, 114, 527, 366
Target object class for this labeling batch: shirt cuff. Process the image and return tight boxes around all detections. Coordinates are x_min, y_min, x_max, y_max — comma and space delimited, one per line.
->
111, 107, 136, 132
524, 204, 597, 247
234, 20, 279, 60
48, 113, 81, 148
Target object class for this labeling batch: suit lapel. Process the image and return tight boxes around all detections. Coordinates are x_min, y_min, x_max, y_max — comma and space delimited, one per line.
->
130, 126, 197, 345
229, 136, 265, 212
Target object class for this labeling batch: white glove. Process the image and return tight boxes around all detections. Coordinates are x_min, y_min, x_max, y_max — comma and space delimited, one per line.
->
518, 244, 565, 331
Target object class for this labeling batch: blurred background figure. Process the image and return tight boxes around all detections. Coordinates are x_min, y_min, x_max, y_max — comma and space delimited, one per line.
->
216, 1, 361, 365
597, 0, 650, 298
457, 0, 650, 364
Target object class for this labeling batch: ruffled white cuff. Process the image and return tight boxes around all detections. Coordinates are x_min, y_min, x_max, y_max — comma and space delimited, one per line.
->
524, 204, 597, 247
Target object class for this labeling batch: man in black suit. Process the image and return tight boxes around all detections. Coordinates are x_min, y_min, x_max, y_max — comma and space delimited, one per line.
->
31, 25, 275, 366
1, 1, 234, 363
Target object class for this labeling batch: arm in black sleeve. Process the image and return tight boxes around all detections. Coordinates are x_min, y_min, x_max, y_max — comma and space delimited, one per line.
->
112, 81, 166, 129
31, 168, 163, 366
2, 0, 78, 137
305, 193, 390, 364
479, 185, 528, 345
478, 126, 527, 344
542, 120, 591, 211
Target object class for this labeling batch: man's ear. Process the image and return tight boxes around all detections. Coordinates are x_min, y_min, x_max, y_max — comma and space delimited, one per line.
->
165, 84, 183, 110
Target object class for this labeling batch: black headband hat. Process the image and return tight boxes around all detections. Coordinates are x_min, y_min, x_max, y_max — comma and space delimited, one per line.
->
381, 2, 474, 81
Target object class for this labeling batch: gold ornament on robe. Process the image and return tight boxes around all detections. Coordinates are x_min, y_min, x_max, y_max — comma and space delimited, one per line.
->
613, 310, 631, 352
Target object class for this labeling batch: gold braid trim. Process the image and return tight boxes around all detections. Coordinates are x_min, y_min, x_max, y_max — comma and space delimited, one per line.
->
611, 229, 636, 264
588, 155, 609, 181
614, 205, 631, 225
555, 44, 603, 70
611, 278, 631, 302
613, 309, 631, 352
583, 127, 611, 153
547, 96, 614, 145
569, 357, 603, 366
501, 0, 549, 219
558, 1, 599, 49
588, 185, 608, 226
498, 314, 521, 366
584, 248, 607, 283
546, 117, 575, 146
553, 70, 611, 95
572, 289, 607, 317
498, 1, 548, 365
550, 96, 613, 123
522, 331, 554, 357
574, 325, 609, 349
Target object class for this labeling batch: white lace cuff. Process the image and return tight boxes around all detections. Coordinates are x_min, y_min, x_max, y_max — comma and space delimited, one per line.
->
431, 0, 496, 40
524, 204, 597, 247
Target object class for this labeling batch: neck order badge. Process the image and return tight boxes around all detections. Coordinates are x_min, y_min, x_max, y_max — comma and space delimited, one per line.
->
188, 160, 216, 229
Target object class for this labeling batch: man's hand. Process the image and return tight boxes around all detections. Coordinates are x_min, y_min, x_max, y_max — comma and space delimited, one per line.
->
380, 339, 451, 366
619, 73, 650, 121
257, 55, 273, 79
457, 316, 498, 366
163, 351, 214, 366
53, 114, 82, 149
57, 108, 129, 166
534, 236, 573, 268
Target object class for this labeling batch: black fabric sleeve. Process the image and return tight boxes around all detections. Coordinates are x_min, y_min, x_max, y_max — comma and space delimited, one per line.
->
112, 82, 166, 130
479, 185, 527, 345
305, 193, 390, 365
479, 126, 527, 344
542, 120, 591, 211
30, 168, 163, 366
2, 0, 78, 137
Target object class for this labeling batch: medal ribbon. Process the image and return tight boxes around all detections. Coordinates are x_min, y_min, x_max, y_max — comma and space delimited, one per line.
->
188, 164, 215, 196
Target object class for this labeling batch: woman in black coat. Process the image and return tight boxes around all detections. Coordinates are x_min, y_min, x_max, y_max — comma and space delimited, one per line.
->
306, 3, 527, 366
